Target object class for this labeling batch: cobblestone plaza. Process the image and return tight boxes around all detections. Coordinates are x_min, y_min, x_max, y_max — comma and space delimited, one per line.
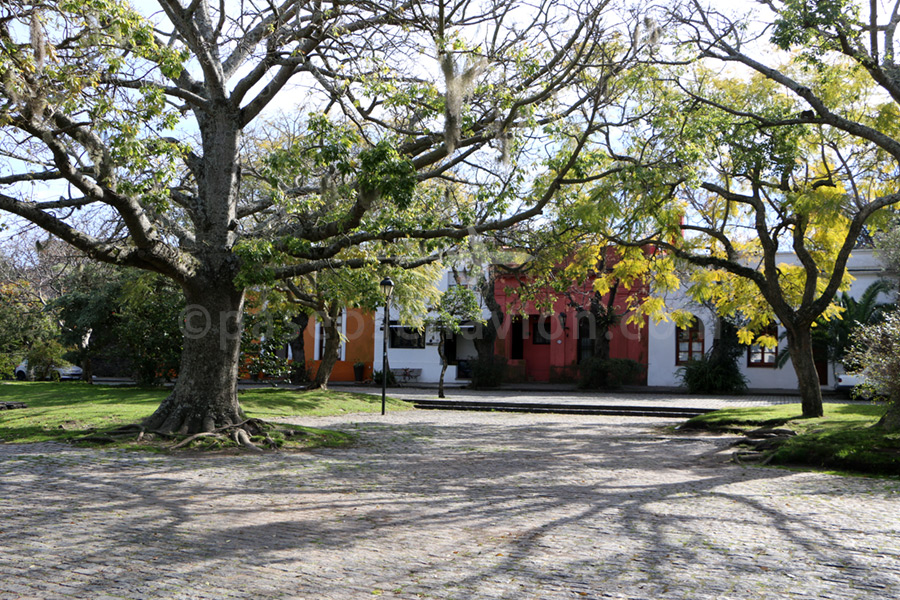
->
1, 398, 898, 599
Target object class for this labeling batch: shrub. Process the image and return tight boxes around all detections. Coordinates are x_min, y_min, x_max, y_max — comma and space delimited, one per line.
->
0, 354, 18, 380
372, 369, 397, 386
470, 355, 507, 388
845, 310, 900, 430
678, 354, 747, 394
678, 319, 747, 395
578, 357, 643, 389
26, 340, 68, 381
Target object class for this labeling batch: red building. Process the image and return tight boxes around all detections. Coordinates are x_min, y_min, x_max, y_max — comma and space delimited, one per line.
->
492, 272, 648, 383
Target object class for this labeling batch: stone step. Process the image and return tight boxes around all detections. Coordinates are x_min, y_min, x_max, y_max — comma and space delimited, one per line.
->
411, 399, 714, 418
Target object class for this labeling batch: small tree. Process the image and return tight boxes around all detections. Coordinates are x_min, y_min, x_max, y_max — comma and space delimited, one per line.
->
428, 283, 483, 399
845, 311, 900, 431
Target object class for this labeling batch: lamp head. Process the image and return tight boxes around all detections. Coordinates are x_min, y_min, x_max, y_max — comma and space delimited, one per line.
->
380, 276, 395, 299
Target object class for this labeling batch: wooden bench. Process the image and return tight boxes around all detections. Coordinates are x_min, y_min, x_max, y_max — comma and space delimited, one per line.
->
391, 367, 422, 383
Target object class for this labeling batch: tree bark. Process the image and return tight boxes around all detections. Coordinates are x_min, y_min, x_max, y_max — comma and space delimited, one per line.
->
878, 404, 900, 432
144, 278, 246, 434
438, 335, 447, 399
784, 324, 825, 418
313, 304, 342, 390
475, 272, 502, 363
288, 312, 310, 385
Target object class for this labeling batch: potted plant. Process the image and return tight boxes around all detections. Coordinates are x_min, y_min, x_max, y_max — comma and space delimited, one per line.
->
353, 361, 366, 382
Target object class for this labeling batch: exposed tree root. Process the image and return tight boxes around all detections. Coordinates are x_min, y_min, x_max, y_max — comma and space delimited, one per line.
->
233, 428, 263, 452
72, 417, 307, 452
171, 432, 219, 450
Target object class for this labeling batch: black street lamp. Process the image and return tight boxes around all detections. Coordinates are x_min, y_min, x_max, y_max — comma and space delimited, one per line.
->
380, 277, 394, 415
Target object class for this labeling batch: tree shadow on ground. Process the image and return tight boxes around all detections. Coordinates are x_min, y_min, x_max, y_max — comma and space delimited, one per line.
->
1, 415, 898, 599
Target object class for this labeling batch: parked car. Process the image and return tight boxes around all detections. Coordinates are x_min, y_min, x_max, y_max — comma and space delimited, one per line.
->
835, 372, 887, 401
14, 360, 83, 381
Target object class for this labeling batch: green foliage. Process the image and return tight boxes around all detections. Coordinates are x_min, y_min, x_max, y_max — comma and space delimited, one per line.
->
683, 404, 896, 475
578, 357, 644, 389
0, 279, 58, 362
0, 354, 19, 380
358, 141, 417, 209
115, 274, 184, 384
874, 222, 900, 273
771, 0, 859, 54
678, 320, 748, 395
845, 310, 900, 406
429, 284, 483, 335
773, 427, 900, 475
51, 269, 122, 374
372, 369, 397, 386
469, 355, 507, 389
25, 339, 68, 381
240, 302, 294, 380
678, 354, 748, 395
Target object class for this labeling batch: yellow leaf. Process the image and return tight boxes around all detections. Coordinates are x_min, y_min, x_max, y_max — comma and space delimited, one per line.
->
592, 276, 612, 296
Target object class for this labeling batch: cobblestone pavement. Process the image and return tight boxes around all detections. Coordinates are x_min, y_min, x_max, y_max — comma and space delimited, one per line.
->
1, 410, 899, 600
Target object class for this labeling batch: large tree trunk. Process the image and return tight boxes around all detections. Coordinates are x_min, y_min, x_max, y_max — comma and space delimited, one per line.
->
314, 304, 342, 390
288, 312, 310, 385
785, 324, 824, 418
144, 278, 246, 434
142, 110, 247, 435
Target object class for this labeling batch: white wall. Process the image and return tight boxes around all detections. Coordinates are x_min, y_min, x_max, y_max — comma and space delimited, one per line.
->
647, 249, 895, 390
372, 270, 490, 383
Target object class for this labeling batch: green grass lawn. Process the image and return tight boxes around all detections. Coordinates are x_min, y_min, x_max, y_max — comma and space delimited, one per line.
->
0, 382, 411, 451
684, 403, 900, 476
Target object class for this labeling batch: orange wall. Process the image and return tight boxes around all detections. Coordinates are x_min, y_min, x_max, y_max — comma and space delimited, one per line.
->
304, 309, 375, 382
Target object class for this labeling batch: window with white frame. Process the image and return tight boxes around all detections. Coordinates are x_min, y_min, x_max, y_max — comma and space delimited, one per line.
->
747, 324, 778, 368
675, 318, 704, 364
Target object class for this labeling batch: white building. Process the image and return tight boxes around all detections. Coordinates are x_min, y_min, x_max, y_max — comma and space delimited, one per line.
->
373, 270, 486, 384
376, 249, 894, 389
646, 248, 894, 389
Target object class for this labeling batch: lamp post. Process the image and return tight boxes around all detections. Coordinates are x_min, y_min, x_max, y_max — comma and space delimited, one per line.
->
380, 277, 394, 415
